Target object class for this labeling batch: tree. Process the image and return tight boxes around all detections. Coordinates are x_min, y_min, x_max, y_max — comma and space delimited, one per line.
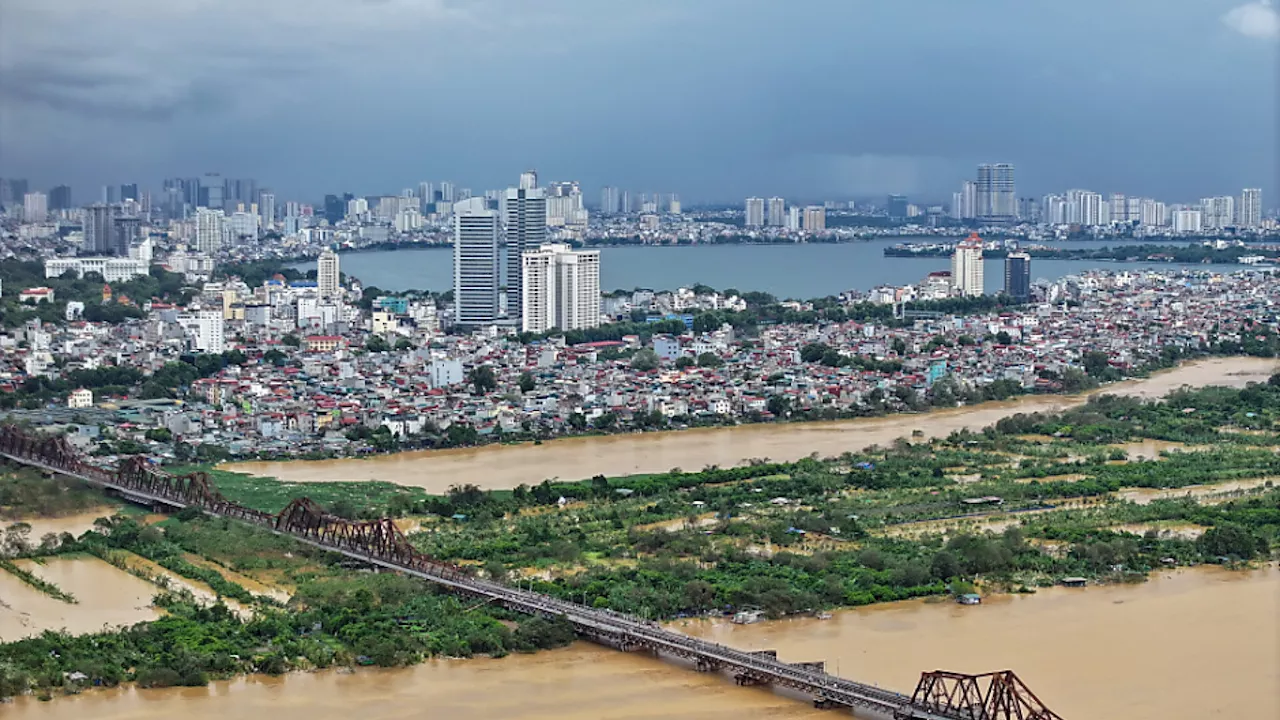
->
766, 395, 791, 418
281, 334, 302, 348
263, 348, 287, 366
366, 335, 391, 353
394, 338, 414, 351
1197, 524, 1260, 560
891, 338, 907, 356
800, 343, 829, 363
1082, 351, 1111, 378
995, 331, 1013, 345
674, 356, 695, 369
468, 365, 498, 394
518, 372, 536, 393
696, 352, 723, 368
631, 349, 660, 372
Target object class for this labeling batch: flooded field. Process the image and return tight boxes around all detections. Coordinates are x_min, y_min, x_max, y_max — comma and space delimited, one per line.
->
1117, 477, 1275, 505
0, 556, 159, 641
9, 566, 1277, 720
227, 357, 1280, 492
3, 508, 119, 541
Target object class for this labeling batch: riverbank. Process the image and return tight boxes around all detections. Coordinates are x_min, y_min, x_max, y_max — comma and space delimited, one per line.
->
9, 565, 1276, 720
226, 356, 1279, 492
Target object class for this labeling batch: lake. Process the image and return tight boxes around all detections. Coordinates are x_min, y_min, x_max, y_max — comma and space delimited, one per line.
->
290, 238, 1220, 297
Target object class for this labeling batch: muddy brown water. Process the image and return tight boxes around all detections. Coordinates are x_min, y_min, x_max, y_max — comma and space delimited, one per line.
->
227, 357, 1280, 493
0, 556, 159, 642
7, 566, 1277, 719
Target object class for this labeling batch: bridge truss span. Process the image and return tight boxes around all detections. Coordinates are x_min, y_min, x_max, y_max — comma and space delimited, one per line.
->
0, 424, 1067, 719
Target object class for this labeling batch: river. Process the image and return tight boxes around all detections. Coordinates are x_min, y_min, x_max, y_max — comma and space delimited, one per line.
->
289, 238, 1224, 297
9, 566, 1277, 719
228, 356, 1280, 493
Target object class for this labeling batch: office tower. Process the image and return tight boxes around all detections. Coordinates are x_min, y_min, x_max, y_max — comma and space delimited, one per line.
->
600, 186, 620, 215
453, 197, 500, 326
505, 186, 547, 322
519, 171, 538, 191
766, 197, 786, 226
950, 233, 984, 297
102, 185, 120, 204
887, 194, 909, 219
23, 192, 48, 222
520, 243, 601, 333
744, 197, 765, 227
440, 182, 456, 202
1172, 209, 1203, 233
259, 192, 275, 228
417, 182, 435, 212
1201, 196, 1235, 230
323, 194, 345, 225
83, 204, 118, 255
976, 163, 1016, 223
114, 216, 141, 256
195, 207, 226, 253
120, 184, 139, 202
48, 185, 72, 211
199, 173, 224, 209
317, 247, 341, 300
1004, 252, 1031, 303
803, 206, 826, 232
1239, 188, 1262, 229
224, 178, 256, 210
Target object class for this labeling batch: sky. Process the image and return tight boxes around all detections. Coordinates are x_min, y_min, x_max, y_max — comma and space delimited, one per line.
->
0, 0, 1277, 204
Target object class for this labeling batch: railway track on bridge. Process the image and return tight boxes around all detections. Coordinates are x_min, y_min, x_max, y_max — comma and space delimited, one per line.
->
0, 424, 1065, 719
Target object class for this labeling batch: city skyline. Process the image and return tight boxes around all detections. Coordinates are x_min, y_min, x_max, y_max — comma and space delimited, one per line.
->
1, 1, 1276, 202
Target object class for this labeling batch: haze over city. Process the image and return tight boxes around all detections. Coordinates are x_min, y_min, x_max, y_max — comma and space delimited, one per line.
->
2, 0, 1277, 202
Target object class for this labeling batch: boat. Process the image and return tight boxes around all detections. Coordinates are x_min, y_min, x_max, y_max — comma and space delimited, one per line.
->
732, 609, 764, 624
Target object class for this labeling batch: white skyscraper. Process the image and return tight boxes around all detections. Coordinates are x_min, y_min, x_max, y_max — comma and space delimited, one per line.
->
23, 192, 47, 222
519, 171, 538, 191
951, 233, 984, 297
786, 206, 802, 231
600, 186, 620, 215
1201, 196, 1235, 230
317, 247, 341, 300
1173, 209, 1203, 233
175, 310, 226, 354
959, 181, 978, 220
505, 186, 547, 322
546, 181, 587, 227
454, 197, 500, 327
1239, 188, 1262, 229
1042, 195, 1067, 225
744, 197, 765, 227
195, 207, 225, 253
520, 243, 601, 333
767, 197, 786, 226
259, 192, 275, 229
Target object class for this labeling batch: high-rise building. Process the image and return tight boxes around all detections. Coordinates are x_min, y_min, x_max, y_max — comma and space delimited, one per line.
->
786, 206, 802, 231
951, 233, 984, 297
519, 171, 538, 191
505, 186, 547, 322
600, 186, 620, 215
887, 194, 909, 219
323, 194, 345, 225
440, 182, 456, 203
1172, 209, 1203, 233
803, 206, 826, 232
1042, 195, 1066, 225
744, 197, 765, 227
259, 192, 276, 228
199, 173, 224, 209
114, 216, 141, 256
620, 190, 633, 214
23, 192, 48, 222
1201, 196, 1235, 230
224, 178, 256, 210
102, 185, 120, 204
1140, 199, 1167, 228
453, 197, 500, 327
0, 178, 29, 207
120, 184, 139, 202
83, 204, 119, 255
1239, 188, 1262, 229
520, 243, 601, 333
1004, 252, 1031, 303
766, 197, 786, 226
48, 185, 72, 211
959, 180, 977, 220
976, 164, 1016, 223
668, 196, 682, 215
317, 247, 341, 300
195, 207, 225, 253
546, 181, 587, 226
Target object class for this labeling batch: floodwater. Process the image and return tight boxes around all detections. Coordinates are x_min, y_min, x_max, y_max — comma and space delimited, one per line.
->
9, 567, 1277, 720
1117, 477, 1275, 505
0, 556, 159, 641
2, 508, 117, 541
228, 357, 1279, 492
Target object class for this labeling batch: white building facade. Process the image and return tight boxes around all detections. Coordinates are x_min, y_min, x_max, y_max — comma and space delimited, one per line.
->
520, 243, 601, 333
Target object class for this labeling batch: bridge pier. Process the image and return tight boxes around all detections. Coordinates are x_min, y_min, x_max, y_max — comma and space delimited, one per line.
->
734, 673, 766, 686
695, 658, 721, 673
812, 697, 848, 710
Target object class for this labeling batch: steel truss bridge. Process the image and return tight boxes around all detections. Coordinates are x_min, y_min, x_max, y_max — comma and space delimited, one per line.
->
0, 424, 1064, 719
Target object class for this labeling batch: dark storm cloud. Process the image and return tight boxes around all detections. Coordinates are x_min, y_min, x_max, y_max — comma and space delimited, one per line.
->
0, 0, 1275, 202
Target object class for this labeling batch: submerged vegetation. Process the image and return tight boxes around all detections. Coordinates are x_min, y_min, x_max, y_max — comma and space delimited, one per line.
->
2, 377, 1280, 700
